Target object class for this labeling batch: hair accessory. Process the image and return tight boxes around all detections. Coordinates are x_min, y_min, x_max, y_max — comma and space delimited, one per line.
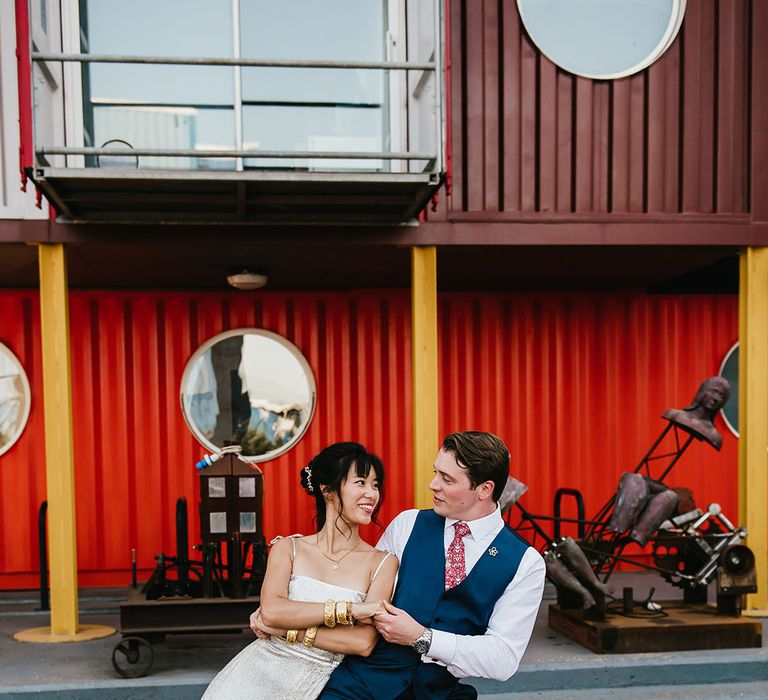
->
304, 463, 314, 493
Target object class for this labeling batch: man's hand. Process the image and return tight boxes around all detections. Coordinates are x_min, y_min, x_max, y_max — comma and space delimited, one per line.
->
373, 600, 425, 646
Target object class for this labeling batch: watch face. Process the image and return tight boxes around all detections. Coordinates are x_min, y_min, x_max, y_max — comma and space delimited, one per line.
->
413, 639, 429, 654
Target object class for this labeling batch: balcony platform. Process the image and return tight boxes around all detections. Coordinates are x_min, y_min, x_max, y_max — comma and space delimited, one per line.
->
31, 167, 442, 225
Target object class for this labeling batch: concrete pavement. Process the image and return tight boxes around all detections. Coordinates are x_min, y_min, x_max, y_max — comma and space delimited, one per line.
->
1, 574, 765, 699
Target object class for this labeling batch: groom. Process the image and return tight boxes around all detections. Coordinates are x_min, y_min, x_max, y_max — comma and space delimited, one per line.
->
320, 431, 545, 699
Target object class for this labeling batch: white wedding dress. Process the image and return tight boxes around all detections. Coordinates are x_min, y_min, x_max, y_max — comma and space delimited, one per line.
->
203, 538, 392, 700
202, 574, 363, 700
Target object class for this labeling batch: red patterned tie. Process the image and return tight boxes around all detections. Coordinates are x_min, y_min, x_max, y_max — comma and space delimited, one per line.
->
445, 521, 471, 589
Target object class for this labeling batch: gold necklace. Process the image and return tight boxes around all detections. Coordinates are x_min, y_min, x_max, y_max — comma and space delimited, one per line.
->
314, 539, 361, 570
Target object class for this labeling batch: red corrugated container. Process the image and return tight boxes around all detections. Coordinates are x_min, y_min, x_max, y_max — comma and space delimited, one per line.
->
0, 290, 737, 588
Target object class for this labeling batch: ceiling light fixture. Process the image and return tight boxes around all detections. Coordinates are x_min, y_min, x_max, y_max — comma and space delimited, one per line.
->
227, 270, 268, 290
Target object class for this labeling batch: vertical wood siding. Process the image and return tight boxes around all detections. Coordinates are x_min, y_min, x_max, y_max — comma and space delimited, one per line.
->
448, 0, 752, 216
0, 291, 737, 587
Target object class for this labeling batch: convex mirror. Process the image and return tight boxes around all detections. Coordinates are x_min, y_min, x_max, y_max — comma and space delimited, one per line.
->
181, 329, 316, 462
0, 343, 31, 457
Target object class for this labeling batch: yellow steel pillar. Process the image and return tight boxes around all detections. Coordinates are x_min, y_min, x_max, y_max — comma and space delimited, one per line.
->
738, 247, 768, 613
411, 246, 439, 509
15, 244, 114, 643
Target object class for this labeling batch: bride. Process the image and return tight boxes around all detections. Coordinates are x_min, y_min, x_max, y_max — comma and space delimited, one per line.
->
203, 442, 398, 700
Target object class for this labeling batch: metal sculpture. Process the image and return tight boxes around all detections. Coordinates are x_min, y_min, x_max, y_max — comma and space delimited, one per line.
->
507, 377, 756, 618
112, 447, 267, 678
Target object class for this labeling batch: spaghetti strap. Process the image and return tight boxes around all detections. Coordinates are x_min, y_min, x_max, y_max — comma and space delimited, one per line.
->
269, 534, 303, 563
371, 551, 395, 581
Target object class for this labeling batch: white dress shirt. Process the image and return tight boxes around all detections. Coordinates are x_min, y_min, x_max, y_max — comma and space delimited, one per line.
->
377, 507, 545, 682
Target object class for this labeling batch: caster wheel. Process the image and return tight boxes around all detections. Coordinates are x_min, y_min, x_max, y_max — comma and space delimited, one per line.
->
112, 636, 154, 678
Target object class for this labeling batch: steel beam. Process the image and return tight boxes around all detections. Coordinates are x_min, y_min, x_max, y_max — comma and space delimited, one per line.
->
738, 247, 768, 613
411, 246, 439, 509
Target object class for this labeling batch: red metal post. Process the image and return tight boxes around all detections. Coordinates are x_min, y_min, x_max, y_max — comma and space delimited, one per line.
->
14, 0, 33, 192
443, 0, 452, 197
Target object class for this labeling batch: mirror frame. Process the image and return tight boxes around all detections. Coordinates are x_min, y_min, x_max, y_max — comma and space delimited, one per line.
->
0, 342, 32, 458
180, 328, 317, 463
516, 0, 686, 80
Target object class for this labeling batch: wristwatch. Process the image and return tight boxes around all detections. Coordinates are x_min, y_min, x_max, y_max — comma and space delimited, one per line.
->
411, 627, 433, 655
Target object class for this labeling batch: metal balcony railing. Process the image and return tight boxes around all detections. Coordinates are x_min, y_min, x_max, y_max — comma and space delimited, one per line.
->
28, 6, 445, 226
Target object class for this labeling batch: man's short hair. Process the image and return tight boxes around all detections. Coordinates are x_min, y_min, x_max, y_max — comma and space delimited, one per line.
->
441, 431, 509, 502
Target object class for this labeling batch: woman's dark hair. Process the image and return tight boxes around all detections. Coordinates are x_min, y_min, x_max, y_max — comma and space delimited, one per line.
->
300, 442, 385, 531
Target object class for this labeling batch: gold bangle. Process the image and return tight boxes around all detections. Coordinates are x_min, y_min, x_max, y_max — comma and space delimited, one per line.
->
324, 599, 337, 628
335, 600, 348, 626
346, 600, 354, 625
285, 629, 298, 645
303, 625, 319, 648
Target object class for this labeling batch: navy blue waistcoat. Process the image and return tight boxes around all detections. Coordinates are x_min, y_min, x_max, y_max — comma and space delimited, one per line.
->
320, 510, 530, 700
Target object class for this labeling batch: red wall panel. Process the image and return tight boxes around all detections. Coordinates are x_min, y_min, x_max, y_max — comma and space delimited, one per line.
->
439, 293, 739, 547
0, 290, 737, 588
0, 291, 414, 588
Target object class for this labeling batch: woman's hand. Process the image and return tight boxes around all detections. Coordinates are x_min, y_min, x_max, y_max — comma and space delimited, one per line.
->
250, 608, 285, 639
351, 601, 384, 624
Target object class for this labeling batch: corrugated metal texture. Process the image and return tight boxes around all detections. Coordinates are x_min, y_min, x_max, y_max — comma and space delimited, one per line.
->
0, 291, 413, 588
0, 293, 45, 588
439, 293, 739, 547
0, 290, 739, 587
448, 0, 752, 215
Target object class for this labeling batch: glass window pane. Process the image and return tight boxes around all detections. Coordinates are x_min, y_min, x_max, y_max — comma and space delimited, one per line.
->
517, 0, 681, 79
81, 0, 234, 170
242, 67, 383, 108
210, 512, 227, 534
82, 0, 233, 56
91, 106, 235, 170
240, 0, 384, 61
240, 0, 387, 169
208, 477, 226, 498
239, 478, 256, 498
87, 65, 234, 106
240, 512, 257, 533
243, 106, 384, 171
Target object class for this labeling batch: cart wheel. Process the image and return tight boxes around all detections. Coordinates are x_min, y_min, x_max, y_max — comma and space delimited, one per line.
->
112, 636, 154, 678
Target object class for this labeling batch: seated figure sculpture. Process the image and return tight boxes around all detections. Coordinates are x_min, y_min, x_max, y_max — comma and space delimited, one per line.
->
607, 473, 679, 546
546, 377, 731, 611
544, 537, 614, 609
661, 376, 730, 450
608, 377, 730, 544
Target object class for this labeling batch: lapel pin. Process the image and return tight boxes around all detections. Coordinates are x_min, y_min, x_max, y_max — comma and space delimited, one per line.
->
488, 547, 498, 557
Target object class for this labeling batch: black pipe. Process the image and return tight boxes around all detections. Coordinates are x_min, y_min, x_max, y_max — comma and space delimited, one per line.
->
553, 488, 586, 540
176, 498, 189, 585
38, 501, 49, 611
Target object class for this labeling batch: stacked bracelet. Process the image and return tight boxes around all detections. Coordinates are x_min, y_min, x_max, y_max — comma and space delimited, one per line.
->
285, 629, 298, 645
324, 599, 337, 628
303, 625, 319, 648
335, 600, 354, 626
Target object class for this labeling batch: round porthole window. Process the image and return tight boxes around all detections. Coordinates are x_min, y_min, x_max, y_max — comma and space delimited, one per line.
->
181, 329, 316, 463
517, 0, 686, 80
718, 341, 738, 438
0, 342, 32, 457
